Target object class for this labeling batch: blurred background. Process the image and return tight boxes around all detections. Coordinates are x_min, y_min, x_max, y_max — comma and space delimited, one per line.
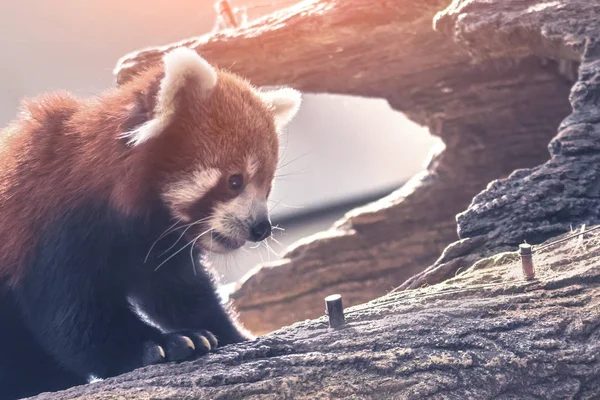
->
0, 0, 437, 284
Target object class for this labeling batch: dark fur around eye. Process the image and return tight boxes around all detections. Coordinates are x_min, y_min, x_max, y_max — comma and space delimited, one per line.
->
228, 174, 243, 191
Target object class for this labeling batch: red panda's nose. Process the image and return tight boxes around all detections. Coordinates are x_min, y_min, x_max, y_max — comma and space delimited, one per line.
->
249, 220, 271, 242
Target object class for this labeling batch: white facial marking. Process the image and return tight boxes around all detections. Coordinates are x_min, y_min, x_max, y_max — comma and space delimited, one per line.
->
163, 168, 221, 218
201, 182, 269, 253
121, 48, 218, 146
210, 185, 256, 237
259, 88, 302, 130
246, 155, 260, 178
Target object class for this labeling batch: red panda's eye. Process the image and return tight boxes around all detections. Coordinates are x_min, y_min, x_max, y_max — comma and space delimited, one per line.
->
228, 174, 244, 191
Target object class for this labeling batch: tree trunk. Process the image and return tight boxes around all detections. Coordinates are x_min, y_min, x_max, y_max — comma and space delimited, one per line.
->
115, 0, 573, 335
33, 228, 600, 399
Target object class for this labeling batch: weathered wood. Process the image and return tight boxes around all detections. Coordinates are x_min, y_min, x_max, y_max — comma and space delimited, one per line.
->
401, 0, 600, 290
115, 0, 573, 334
32, 228, 600, 399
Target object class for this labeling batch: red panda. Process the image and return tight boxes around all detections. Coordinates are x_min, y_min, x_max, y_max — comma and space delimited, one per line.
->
0, 47, 301, 399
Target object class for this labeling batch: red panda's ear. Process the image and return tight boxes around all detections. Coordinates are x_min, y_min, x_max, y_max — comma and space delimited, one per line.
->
121, 48, 218, 147
259, 88, 302, 130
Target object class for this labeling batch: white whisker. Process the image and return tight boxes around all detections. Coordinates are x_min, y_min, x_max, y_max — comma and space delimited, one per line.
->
269, 199, 282, 213
144, 219, 183, 263
232, 252, 241, 275
158, 217, 211, 258
189, 238, 198, 276
264, 241, 271, 262
269, 235, 285, 250
278, 203, 305, 209
224, 254, 231, 276
145, 217, 212, 263
155, 228, 213, 271
264, 240, 278, 260
276, 151, 310, 171
257, 244, 265, 263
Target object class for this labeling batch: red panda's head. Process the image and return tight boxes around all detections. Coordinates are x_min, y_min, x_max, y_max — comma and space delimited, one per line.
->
121, 48, 301, 254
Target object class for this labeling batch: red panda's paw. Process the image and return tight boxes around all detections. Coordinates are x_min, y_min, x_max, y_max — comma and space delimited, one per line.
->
141, 341, 167, 367
140, 331, 217, 366
161, 330, 218, 362
183, 330, 219, 353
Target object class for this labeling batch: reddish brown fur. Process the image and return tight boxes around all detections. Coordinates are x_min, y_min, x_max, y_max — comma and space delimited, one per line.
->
0, 65, 279, 284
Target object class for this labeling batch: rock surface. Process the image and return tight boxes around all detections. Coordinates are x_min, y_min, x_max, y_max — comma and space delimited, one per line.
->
400, 0, 600, 290
115, 0, 573, 334
32, 228, 600, 399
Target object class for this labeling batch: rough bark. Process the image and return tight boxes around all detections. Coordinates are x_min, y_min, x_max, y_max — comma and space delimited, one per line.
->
115, 0, 573, 334
32, 228, 600, 399
400, 0, 600, 290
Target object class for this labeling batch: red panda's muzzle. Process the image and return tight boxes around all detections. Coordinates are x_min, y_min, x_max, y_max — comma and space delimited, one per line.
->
211, 231, 246, 250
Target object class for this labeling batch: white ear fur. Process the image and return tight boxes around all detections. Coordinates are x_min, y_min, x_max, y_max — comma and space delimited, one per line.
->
260, 88, 302, 130
122, 48, 218, 146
